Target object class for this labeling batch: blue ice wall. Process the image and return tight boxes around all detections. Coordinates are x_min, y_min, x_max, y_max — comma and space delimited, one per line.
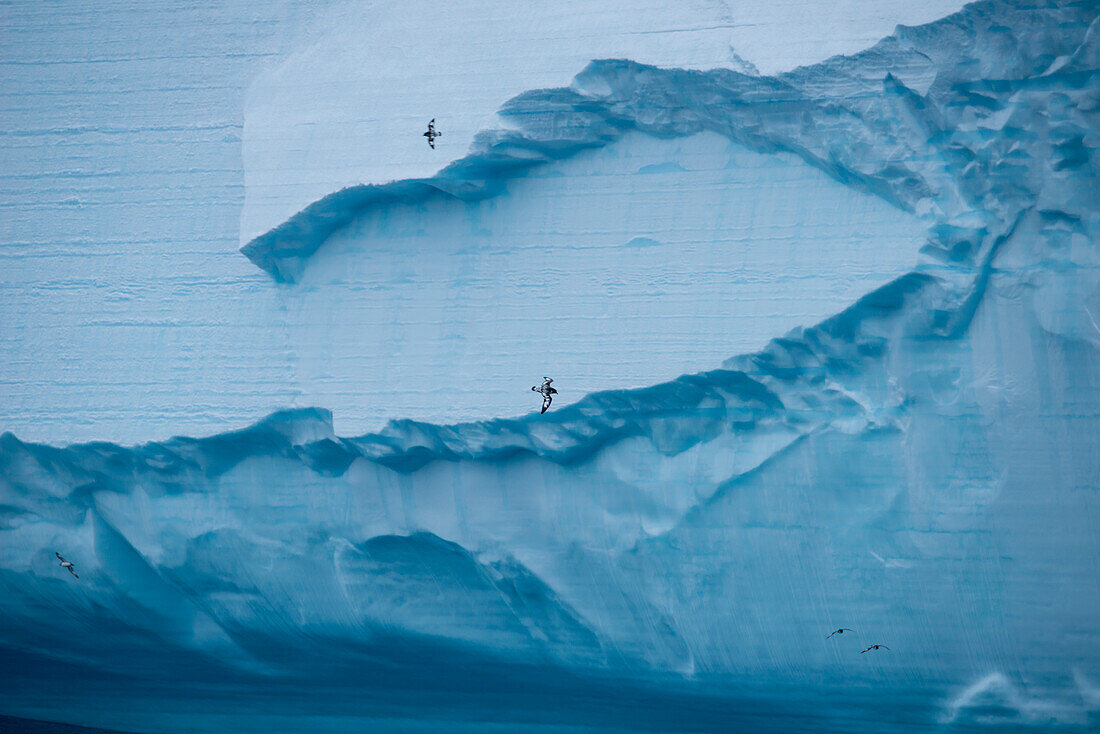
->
1, 0, 1098, 731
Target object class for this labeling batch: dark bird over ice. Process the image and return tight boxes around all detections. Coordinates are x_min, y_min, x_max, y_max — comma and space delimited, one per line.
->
55, 552, 78, 579
532, 376, 557, 414
424, 118, 442, 149
860, 644, 889, 654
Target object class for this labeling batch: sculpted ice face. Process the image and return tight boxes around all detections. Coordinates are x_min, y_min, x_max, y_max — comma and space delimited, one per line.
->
1, 0, 1098, 731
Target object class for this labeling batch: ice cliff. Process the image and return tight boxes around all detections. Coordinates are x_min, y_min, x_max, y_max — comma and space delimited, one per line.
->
241, 0, 1098, 286
2, 0, 1098, 731
0, 0, 948, 444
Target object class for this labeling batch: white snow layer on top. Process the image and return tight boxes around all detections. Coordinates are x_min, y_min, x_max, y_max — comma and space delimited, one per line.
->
240, 0, 968, 244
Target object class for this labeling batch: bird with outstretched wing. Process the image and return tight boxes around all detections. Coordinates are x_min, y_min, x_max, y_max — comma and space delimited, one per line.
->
55, 552, 78, 579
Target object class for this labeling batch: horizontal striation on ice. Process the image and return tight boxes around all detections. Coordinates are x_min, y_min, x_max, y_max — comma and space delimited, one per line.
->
238, 0, 972, 245
5, 185, 1098, 718
241, 0, 1097, 283
277, 129, 927, 435
2, 0, 1099, 730
1, 16, 934, 445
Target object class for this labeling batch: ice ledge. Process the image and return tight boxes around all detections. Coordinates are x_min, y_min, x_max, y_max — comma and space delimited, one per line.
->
1, 270, 940, 480
240, 0, 1097, 283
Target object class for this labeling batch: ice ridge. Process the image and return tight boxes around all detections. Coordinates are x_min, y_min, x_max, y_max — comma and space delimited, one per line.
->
241, 0, 1097, 284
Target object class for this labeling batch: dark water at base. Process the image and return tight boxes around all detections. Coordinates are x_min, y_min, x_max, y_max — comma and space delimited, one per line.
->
0, 641, 968, 734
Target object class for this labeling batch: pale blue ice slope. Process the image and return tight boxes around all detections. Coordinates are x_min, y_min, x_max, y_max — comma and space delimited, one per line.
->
1, 0, 1098, 731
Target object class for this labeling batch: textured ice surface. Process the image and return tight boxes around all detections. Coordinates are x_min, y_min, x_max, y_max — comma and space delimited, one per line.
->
1, 0, 937, 444
0, 1, 316, 444
240, 0, 969, 243
2, 0, 1099, 732
282, 131, 925, 432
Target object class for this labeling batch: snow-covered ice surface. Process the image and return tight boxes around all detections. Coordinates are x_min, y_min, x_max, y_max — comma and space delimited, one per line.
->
0, 1, 320, 445
2, 0, 1099, 732
240, 0, 968, 243
1, 0, 952, 444
282, 132, 926, 432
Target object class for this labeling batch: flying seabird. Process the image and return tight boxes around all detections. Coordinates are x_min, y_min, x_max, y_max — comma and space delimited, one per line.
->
532, 376, 557, 414
55, 552, 78, 579
424, 118, 442, 149
826, 628, 853, 639
860, 644, 889, 654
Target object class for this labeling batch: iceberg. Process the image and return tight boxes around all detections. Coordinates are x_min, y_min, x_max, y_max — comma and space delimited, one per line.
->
1, 0, 1098, 731
238, 0, 970, 244
1, 0, 959, 446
